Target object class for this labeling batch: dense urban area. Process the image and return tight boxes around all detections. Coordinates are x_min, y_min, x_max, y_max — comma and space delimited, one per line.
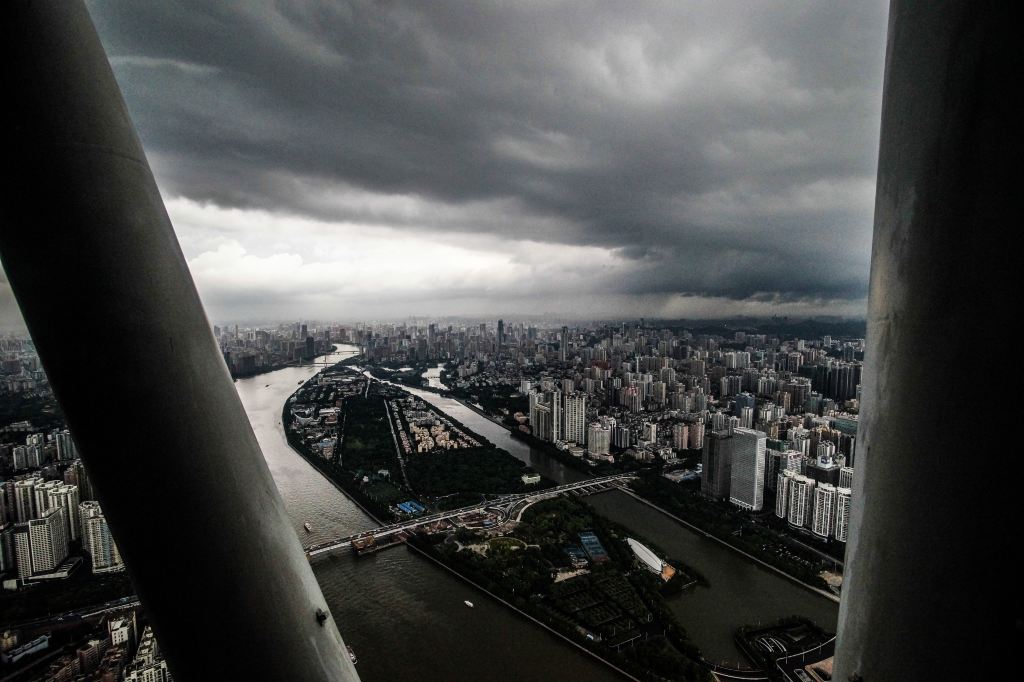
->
2, 318, 861, 681
355, 318, 859, 574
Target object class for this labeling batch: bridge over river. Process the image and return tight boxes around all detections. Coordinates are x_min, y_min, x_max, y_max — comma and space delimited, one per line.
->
304, 473, 637, 557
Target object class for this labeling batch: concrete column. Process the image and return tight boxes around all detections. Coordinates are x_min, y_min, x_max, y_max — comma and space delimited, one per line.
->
0, 2, 358, 679
835, 2, 1012, 680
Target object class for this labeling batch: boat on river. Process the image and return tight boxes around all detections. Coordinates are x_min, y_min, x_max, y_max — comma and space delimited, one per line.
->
464, 600, 474, 608
303, 522, 312, 532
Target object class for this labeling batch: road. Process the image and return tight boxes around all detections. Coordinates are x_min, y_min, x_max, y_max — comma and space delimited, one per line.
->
7, 595, 140, 631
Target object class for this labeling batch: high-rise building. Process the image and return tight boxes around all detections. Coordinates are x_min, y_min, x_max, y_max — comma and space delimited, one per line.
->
80, 501, 124, 574
47, 484, 80, 541
651, 381, 667, 404
701, 430, 733, 501
528, 390, 545, 437
123, 625, 172, 682
0, 526, 15, 575
672, 423, 689, 451
783, 449, 806, 474
816, 440, 837, 464
619, 384, 643, 413
612, 425, 631, 449
63, 459, 95, 501
586, 423, 611, 457
739, 406, 754, 429
53, 429, 76, 461
839, 466, 855, 490
562, 392, 588, 445
12, 445, 28, 471
688, 420, 705, 449
532, 404, 552, 441
812, 483, 838, 538
728, 427, 767, 511
787, 475, 817, 529
33, 480, 60, 517
109, 614, 137, 648
13, 478, 41, 523
733, 392, 756, 417
720, 375, 743, 397
776, 470, 795, 518
834, 487, 853, 542
559, 325, 569, 362
13, 507, 69, 578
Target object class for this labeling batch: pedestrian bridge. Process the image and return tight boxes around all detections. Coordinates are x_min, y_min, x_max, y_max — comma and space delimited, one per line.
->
304, 473, 637, 557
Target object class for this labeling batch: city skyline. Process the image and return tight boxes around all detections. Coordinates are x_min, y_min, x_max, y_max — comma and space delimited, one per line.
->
3, 320, 858, 678
0, 1, 888, 329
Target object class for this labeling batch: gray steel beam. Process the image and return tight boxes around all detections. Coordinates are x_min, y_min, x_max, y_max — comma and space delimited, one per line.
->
835, 2, 1013, 679
0, 2, 358, 679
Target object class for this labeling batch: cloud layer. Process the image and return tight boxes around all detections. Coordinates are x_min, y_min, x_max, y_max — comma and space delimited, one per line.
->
3, 1, 889, 327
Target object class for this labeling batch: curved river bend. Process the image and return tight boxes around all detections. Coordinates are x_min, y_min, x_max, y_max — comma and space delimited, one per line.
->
237, 346, 618, 681
236, 345, 837, 677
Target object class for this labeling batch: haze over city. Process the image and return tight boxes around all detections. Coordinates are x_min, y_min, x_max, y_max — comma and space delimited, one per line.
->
1, 1, 887, 329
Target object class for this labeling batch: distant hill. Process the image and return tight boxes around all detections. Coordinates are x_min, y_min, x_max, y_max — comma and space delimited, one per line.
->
652, 317, 867, 339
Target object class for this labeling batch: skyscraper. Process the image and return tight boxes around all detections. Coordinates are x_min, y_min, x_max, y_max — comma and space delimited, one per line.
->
672, 423, 689, 451
64, 459, 95, 501
586, 422, 611, 457
688, 420, 705, 449
834, 487, 853, 542
787, 475, 817, 529
739, 406, 754, 428
776, 470, 795, 518
701, 430, 733, 501
612, 424, 631, 449
619, 384, 642, 413
839, 466, 855, 489
550, 390, 563, 442
53, 429, 76, 461
728, 427, 767, 511
47, 484, 80, 541
80, 501, 124, 574
812, 483, 838, 538
33, 480, 60, 516
562, 392, 588, 445
13, 477, 42, 523
13, 507, 69, 578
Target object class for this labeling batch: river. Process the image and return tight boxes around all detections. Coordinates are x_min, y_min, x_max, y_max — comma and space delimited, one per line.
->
236, 345, 619, 681
237, 345, 838, 676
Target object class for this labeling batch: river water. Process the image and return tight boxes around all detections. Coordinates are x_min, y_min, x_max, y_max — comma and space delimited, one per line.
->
422, 363, 447, 390
236, 345, 838, 677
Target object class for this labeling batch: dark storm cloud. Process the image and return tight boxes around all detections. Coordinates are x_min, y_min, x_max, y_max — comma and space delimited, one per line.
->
86, 0, 887, 307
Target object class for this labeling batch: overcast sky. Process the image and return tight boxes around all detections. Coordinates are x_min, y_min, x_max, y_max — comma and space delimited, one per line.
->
1, 1, 889, 329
